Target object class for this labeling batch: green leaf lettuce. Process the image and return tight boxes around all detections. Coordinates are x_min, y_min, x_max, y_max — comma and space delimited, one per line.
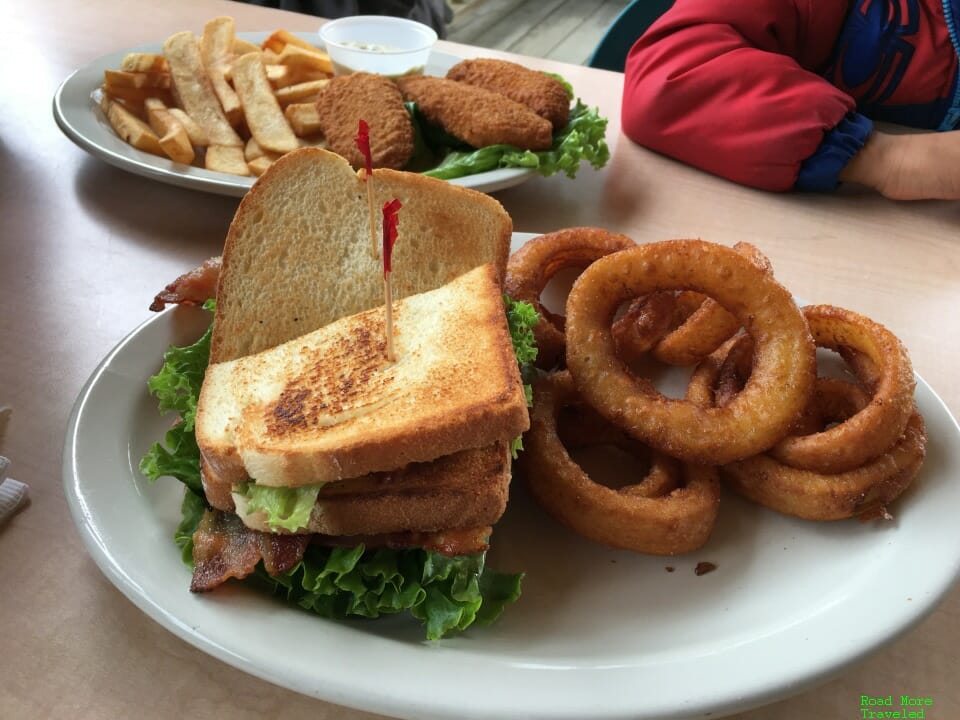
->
234, 482, 324, 533
504, 295, 539, 458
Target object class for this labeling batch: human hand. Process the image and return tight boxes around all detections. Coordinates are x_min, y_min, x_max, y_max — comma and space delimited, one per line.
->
839, 129, 960, 200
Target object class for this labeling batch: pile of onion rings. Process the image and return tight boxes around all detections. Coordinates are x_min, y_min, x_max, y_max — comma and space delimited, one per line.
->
506, 231, 925, 555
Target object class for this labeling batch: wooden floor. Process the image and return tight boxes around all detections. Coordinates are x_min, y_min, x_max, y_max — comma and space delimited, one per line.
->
446, 0, 631, 65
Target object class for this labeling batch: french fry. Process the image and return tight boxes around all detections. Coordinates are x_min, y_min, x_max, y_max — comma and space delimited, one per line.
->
101, 97, 164, 156
244, 137, 282, 163
205, 145, 250, 175
298, 135, 328, 149
167, 108, 210, 147
104, 70, 171, 89
233, 37, 261, 55
120, 52, 168, 73
262, 29, 319, 54
103, 20, 341, 177
269, 65, 330, 89
109, 96, 147, 118
201, 16, 236, 65
265, 63, 292, 86
296, 70, 332, 82
276, 44, 334, 75
251, 61, 331, 89
284, 102, 323, 137
159, 127, 195, 165
162, 31, 243, 147
232, 52, 299, 154
273, 79, 329, 106
144, 98, 195, 165
247, 156, 275, 176
100, 83, 172, 103
200, 16, 243, 127
143, 97, 168, 115
244, 136, 263, 162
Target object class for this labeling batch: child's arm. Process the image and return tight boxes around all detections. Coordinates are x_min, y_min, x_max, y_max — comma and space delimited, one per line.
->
622, 0, 864, 192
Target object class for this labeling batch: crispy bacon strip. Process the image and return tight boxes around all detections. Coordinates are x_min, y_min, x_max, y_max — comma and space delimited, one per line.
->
191, 513, 493, 593
190, 509, 310, 592
191, 509, 260, 592
260, 532, 312, 576
150, 256, 221, 311
313, 526, 492, 557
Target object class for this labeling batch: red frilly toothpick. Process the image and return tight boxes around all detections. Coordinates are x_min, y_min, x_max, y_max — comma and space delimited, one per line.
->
355, 119, 377, 257
354, 119, 373, 177
382, 198, 402, 277
381, 198, 402, 361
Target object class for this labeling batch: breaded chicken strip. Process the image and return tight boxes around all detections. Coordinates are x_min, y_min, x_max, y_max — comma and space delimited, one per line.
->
314, 72, 414, 170
397, 76, 553, 152
447, 58, 571, 130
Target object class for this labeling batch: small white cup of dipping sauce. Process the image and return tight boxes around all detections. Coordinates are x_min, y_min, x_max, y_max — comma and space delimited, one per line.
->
319, 15, 438, 78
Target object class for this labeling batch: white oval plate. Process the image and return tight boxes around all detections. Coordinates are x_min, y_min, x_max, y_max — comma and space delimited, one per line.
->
63, 234, 960, 720
52, 34, 535, 197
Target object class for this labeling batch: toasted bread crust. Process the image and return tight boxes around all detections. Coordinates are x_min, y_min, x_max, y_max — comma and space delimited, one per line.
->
210, 147, 512, 364
224, 443, 511, 535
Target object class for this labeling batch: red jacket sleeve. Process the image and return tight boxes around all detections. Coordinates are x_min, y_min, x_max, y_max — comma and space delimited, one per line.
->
622, 0, 857, 191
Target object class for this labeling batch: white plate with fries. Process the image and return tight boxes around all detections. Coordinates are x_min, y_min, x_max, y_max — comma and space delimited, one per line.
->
53, 31, 535, 197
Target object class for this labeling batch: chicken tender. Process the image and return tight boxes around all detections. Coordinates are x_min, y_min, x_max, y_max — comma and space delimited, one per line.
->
397, 75, 553, 152
447, 58, 571, 130
314, 72, 414, 170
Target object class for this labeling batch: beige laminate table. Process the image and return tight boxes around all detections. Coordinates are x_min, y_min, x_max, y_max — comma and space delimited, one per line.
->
3, 1, 959, 718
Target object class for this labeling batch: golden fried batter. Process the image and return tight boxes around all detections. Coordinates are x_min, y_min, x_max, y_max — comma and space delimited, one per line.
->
314, 72, 414, 170
447, 58, 571, 130
397, 75, 554, 152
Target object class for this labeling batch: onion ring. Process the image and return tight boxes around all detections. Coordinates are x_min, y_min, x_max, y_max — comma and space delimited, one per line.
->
504, 227, 635, 369
768, 305, 916, 472
521, 371, 720, 555
727, 391, 925, 521
651, 242, 773, 366
698, 333, 872, 440
556, 401, 682, 498
686, 342, 926, 520
565, 239, 816, 465
689, 306, 916, 473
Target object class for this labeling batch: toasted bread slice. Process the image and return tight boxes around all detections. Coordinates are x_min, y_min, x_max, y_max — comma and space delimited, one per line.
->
230, 442, 511, 535
196, 264, 529, 487
209, 147, 512, 363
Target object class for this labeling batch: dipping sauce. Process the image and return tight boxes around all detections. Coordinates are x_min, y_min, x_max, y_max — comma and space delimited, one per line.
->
320, 16, 436, 78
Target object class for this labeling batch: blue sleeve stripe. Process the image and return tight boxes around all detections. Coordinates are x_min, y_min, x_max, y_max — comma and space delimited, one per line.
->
795, 112, 874, 192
